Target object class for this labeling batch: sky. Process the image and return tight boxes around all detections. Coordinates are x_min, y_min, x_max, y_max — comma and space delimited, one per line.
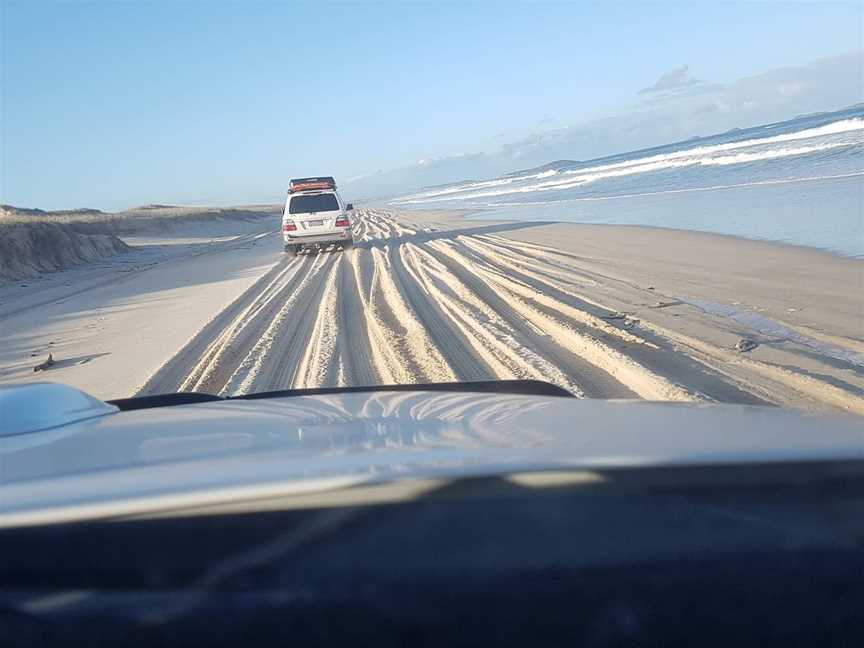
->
1, 0, 862, 210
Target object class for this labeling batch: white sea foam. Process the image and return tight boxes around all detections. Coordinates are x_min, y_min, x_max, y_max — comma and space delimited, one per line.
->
392, 118, 864, 205
479, 171, 864, 206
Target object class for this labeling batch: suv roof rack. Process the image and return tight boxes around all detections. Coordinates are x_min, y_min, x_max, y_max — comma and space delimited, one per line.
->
289, 177, 336, 193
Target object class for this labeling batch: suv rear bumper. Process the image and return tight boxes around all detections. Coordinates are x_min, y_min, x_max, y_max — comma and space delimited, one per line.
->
284, 230, 353, 245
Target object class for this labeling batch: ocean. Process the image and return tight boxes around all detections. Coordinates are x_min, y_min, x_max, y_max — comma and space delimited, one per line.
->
391, 106, 864, 257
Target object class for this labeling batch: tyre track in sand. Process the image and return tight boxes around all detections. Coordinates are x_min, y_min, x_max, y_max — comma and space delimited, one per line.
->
138, 254, 301, 395
139, 209, 776, 405
416, 240, 636, 398
448, 234, 767, 404
334, 254, 378, 386
226, 252, 338, 394
385, 236, 494, 382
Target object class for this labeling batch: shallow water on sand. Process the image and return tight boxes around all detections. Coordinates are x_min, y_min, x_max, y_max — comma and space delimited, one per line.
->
471, 174, 863, 257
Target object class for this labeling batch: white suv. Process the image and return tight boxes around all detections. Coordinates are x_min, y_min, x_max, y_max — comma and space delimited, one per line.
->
282, 177, 355, 255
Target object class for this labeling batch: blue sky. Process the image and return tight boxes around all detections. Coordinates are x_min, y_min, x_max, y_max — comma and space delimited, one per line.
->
2, 1, 862, 210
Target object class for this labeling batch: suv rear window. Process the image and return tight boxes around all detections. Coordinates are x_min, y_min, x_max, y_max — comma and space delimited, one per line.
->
289, 193, 339, 214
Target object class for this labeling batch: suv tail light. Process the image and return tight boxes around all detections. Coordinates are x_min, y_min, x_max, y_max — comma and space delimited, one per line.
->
283, 220, 297, 232
335, 217, 350, 228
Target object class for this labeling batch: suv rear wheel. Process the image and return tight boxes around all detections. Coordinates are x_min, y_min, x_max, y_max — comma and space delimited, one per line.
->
284, 244, 300, 256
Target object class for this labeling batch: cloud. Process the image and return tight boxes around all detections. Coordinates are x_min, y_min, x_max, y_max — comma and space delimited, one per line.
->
639, 64, 702, 94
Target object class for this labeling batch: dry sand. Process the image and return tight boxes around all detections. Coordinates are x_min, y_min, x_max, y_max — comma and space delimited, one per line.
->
396, 209, 864, 412
1, 207, 861, 415
0, 217, 281, 398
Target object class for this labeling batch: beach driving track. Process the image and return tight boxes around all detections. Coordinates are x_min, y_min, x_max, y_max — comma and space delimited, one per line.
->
140, 209, 765, 404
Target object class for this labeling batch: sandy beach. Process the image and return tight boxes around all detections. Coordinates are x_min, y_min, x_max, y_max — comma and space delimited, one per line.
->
1, 207, 861, 414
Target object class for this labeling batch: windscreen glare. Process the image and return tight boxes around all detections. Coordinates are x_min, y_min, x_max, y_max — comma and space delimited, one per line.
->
289, 194, 339, 214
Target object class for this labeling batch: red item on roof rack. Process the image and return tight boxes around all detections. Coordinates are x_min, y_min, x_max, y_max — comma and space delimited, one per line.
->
289, 176, 337, 193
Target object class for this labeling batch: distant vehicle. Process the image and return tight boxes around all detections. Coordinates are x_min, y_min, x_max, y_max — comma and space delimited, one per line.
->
282, 176, 355, 255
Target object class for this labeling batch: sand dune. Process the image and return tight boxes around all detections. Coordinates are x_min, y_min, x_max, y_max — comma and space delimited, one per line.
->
0, 220, 131, 280
0, 204, 279, 279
